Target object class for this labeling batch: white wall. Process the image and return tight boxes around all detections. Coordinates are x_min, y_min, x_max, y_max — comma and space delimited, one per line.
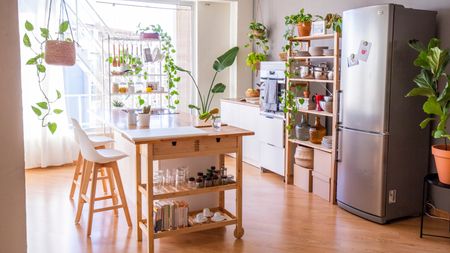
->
0, 0, 27, 252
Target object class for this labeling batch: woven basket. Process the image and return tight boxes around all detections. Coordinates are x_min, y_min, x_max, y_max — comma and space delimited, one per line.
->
45, 40, 76, 66
294, 146, 314, 169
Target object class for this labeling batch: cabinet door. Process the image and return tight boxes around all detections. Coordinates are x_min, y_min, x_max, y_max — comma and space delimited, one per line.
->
240, 106, 260, 166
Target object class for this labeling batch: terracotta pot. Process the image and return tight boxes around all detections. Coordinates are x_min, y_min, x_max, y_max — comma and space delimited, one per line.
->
297, 22, 312, 37
431, 145, 450, 185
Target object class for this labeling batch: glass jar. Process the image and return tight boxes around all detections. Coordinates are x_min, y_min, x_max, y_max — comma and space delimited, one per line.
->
188, 177, 196, 188
213, 175, 220, 186
212, 116, 222, 131
196, 178, 204, 188
221, 175, 228, 185
227, 175, 235, 184
220, 167, 227, 177
295, 114, 310, 141
309, 116, 326, 144
205, 176, 213, 187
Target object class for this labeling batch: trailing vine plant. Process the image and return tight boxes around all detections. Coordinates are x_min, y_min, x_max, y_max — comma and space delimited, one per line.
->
137, 24, 180, 110
245, 21, 269, 71
23, 20, 68, 134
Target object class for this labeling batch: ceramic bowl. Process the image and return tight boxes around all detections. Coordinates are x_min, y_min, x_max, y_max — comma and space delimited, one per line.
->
323, 49, 334, 56
309, 46, 328, 56
324, 96, 333, 102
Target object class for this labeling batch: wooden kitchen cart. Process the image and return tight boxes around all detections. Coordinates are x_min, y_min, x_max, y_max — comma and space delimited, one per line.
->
284, 33, 341, 203
122, 125, 253, 253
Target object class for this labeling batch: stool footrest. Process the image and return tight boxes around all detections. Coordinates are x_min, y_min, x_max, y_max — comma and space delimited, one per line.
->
94, 204, 123, 213
95, 195, 114, 201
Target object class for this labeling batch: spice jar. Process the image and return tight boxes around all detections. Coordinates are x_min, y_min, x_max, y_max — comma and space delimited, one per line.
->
205, 176, 213, 187
221, 175, 228, 185
188, 177, 196, 188
195, 177, 204, 188
213, 175, 220, 186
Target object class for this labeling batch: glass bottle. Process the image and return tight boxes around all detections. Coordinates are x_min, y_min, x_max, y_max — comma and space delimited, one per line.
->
295, 114, 310, 141
309, 116, 326, 144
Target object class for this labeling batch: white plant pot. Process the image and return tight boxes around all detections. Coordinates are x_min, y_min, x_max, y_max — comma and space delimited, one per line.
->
137, 113, 151, 127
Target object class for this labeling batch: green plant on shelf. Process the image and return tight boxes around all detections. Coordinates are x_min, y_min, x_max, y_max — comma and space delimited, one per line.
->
23, 20, 67, 134
137, 24, 181, 110
316, 13, 342, 33
176, 47, 239, 121
282, 58, 305, 132
112, 99, 124, 108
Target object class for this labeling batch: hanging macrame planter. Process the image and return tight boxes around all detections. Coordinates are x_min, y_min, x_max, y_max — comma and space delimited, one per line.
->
44, 0, 76, 66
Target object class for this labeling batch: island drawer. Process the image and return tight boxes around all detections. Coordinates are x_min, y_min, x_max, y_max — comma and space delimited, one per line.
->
198, 136, 237, 152
153, 139, 196, 157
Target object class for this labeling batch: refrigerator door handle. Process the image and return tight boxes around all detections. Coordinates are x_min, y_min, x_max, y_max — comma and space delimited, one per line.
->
338, 90, 343, 124
337, 128, 343, 162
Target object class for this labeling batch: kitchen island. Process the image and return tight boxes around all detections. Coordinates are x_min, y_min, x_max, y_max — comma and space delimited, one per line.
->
106, 111, 253, 253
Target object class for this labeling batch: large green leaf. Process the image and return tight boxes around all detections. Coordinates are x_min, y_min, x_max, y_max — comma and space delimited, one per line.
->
427, 47, 449, 77
25, 21, 34, 31
428, 38, 440, 50
213, 47, 239, 72
211, 83, 226, 93
423, 96, 442, 115
413, 70, 434, 89
437, 78, 450, 103
406, 87, 434, 97
48, 122, 57, 134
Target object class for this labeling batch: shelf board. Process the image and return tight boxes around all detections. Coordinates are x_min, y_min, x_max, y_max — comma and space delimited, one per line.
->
296, 108, 334, 117
290, 34, 335, 41
139, 207, 237, 239
111, 91, 167, 96
138, 183, 237, 200
289, 139, 332, 153
289, 78, 334, 83
290, 56, 335, 60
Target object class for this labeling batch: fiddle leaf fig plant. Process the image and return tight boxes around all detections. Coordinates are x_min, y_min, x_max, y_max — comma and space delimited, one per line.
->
23, 20, 65, 134
406, 38, 450, 143
176, 47, 239, 121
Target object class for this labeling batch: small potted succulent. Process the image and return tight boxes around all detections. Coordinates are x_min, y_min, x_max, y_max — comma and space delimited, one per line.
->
406, 38, 450, 185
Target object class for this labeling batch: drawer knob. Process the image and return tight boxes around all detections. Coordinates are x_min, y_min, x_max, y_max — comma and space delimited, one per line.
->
171, 141, 177, 146
216, 138, 221, 143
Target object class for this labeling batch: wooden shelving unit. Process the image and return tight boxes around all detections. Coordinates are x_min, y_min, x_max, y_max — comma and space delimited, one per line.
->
284, 33, 340, 204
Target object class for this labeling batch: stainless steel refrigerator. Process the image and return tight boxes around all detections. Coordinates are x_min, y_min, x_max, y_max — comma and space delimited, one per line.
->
337, 4, 436, 223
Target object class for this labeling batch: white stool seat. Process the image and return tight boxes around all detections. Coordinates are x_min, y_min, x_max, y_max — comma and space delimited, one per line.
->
96, 149, 128, 164
89, 135, 114, 147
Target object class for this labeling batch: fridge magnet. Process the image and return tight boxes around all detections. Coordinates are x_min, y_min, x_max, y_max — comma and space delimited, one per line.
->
311, 21, 326, 35
347, 53, 359, 67
357, 40, 372, 62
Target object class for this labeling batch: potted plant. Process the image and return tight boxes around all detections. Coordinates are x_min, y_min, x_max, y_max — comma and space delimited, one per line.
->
316, 13, 342, 34
406, 38, 450, 185
136, 96, 151, 127
245, 22, 269, 71
280, 15, 299, 60
176, 47, 239, 121
289, 8, 313, 37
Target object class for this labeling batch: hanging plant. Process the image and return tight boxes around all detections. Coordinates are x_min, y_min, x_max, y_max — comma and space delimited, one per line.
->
137, 24, 181, 110
245, 21, 269, 71
23, 19, 68, 134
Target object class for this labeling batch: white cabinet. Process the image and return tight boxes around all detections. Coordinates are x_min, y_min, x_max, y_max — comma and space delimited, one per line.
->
258, 113, 285, 176
221, 100, 260, 167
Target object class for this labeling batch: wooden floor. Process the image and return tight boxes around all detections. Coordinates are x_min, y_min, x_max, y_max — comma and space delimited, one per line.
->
26, 157, 449, 253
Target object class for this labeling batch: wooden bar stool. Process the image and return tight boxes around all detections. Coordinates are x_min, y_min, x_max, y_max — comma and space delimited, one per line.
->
69, 120, 114, 200
72, 119, 132, 236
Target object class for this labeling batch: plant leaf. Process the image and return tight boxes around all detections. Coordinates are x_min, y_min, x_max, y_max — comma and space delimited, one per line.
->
427, 38, 440, 50
56, 90, 61, 99
40, 28, 49, 39
25, 21, 34, 31
406, 87, 434, 97
36, 102, 48, 109
26, 57, 37, 65
175, 65, 190, 73
423, 96, 442, 115
59, 21, 69, 34
23, 34, 31, 47
31, 106, 41, 116
48, 122, 57, 134
213, 46, 239, 72
199, 111, 211, 120
211, 83, 226, 93
427, 47, 449, 77
408, 39, 425, 52
188, 104, 200, 111
419, 118, 434, 129
37, 64, 46, 73
53, 109, 63, 114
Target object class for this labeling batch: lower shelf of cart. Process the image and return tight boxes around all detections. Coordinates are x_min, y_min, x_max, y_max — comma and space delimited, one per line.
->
139, 207, 237, 239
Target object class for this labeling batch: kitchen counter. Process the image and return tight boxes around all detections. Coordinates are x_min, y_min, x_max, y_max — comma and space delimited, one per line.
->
221, 98, 260, 108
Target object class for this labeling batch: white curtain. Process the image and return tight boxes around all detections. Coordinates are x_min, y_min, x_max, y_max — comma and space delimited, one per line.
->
19, 0, 77, 168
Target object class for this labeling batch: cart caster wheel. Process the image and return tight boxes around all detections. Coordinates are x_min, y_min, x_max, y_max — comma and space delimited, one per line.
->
234, 227, 244, 239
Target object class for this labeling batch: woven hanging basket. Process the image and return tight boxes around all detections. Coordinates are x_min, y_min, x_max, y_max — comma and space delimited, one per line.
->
45, 40, 76, 66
